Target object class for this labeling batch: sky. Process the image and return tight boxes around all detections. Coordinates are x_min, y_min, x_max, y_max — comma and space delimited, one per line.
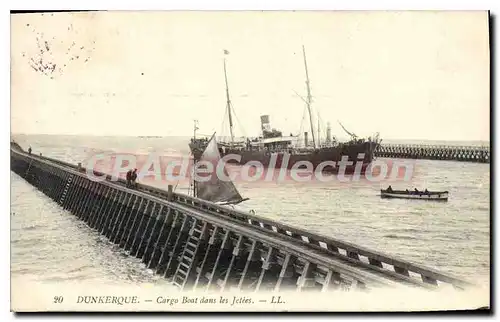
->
11, 11, 490, 141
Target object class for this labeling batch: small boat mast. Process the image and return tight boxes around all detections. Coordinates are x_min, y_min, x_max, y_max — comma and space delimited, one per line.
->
191, 119, 200, 197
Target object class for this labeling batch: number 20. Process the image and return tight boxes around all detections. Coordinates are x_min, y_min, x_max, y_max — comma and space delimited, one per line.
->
53, 296, 64, 303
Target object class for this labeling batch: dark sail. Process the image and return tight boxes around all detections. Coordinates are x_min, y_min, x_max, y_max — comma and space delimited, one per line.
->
195, 134, 246, 205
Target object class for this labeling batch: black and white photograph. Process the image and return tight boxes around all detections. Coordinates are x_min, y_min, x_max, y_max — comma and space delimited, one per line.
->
9, 9, 491, 312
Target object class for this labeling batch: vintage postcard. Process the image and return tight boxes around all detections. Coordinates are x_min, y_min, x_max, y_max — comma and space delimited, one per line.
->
10, 10, 490, 312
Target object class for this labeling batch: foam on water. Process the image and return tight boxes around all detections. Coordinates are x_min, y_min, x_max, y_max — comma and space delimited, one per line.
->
11, 172, 175, 289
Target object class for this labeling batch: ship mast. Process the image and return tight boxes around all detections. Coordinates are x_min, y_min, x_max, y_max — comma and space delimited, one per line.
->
223, 56, 235, 146
302, 45, 316, 149
317, 113, 321, 147
193, 119, 199, 140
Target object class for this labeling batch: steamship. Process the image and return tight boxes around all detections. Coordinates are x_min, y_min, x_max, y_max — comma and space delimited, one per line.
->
189, 47, 380, 173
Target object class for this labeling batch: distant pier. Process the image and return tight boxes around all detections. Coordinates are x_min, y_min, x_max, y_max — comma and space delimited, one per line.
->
11, 142, 473, 292
375, 144, 490, 163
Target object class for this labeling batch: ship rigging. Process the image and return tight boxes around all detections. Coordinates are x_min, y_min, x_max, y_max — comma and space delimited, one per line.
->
189, 47, 381, 174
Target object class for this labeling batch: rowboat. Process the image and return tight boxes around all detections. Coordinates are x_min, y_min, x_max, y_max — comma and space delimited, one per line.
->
380, 189, 449, 201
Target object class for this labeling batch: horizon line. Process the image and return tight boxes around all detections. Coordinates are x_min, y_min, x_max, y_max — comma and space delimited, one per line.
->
10, 132, 491, 143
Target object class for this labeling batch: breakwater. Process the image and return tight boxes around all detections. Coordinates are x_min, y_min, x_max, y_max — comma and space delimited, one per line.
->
375, 144, 490, 163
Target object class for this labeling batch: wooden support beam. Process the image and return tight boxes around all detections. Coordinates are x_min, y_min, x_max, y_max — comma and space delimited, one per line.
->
205, 230, 231, 290
163, 214, 190, 278
297, 261, 317, 291
141, 205, 165, 264
274, 253, 295, 291
110, 194, 135, 242
220, 235, 244, 291
147, 207, 172, 269
155, 210, 181, 273
255, 246, 278, 291
131, 202, 156, 257
135, 203, 159, 258
129, 200, 152, 254
193, 226, 219, 290
237, 240, 260, 290
321, 269, 341, 292
121, 198, 145, 248
104, 191, 127, 237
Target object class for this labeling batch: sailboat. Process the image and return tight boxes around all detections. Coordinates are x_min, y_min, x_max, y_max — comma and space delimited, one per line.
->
189, 131, 249, 207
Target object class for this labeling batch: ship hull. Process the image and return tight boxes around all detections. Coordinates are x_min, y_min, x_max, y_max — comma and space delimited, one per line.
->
190, 141, 377, 174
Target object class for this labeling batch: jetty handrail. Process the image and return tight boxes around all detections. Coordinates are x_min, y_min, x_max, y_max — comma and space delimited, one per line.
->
378, 143, 490, 150
169, 192, 472, 287
10, 143, 474, 289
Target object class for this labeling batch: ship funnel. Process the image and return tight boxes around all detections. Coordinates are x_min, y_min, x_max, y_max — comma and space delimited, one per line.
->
326, 122, 332, 144
304, 132, 309, 147
260, 115, 271, 132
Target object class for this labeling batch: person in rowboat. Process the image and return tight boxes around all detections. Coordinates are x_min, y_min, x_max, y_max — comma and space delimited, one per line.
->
387, 185, 393, 193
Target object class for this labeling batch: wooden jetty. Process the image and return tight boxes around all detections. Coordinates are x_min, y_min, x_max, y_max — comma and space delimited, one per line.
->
375, 144, 490, 163
10, 142, 474, 292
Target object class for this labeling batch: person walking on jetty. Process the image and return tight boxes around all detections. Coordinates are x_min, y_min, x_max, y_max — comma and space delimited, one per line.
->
28, 146, 32, 155
126, 169, 133, 187
131, 169, 138, 189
